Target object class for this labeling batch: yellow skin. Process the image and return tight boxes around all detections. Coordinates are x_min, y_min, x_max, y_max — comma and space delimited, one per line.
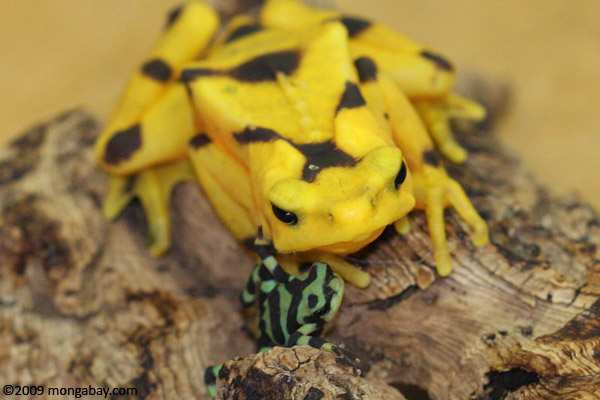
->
95, 0, 488, 286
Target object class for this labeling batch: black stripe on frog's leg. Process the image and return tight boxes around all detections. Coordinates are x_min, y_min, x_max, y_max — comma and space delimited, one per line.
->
165, 5, 183, 29
267, 287, 287, 345
308, 336, 327, 349
336, 81, 367, 113
228, 50, 301, 82
225, 23, 263, 43
141, 59, 173, 82
354, 57, 378, 83
423, 149, 440, 167
340, 16, 371, 37
420, 50, 454, 72
104, 124, 142, 165
189, 133, 211, 149
240, 265, 261, 308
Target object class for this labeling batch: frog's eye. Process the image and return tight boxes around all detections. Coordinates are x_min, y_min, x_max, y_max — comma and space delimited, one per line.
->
314, 307, 327, 317
271, 204, 298, 225
394, 161, 408, 190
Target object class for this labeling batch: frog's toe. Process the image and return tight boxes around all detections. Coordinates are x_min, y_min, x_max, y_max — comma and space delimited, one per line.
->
415, 94, 486, 164
424, 183, 453, 276
331, 345, 361, 374
102, 176, 134, 220
446, 179, 489, 248
446, 93, 487, 121
393, 215, 411, 235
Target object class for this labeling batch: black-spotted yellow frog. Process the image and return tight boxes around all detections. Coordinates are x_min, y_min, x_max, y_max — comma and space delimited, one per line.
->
94, 0, 488, 286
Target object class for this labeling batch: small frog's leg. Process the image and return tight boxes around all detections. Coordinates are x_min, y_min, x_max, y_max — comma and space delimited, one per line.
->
204, 364, 223, 399
254, 227, 292, 283
288, 324, 360, 365
358, 65, 487, 276
257, 333, 277, 353
413, 94, 487, 163
106, 159, 195, 257
95, 1, 220, 174
204, 357, 244, 399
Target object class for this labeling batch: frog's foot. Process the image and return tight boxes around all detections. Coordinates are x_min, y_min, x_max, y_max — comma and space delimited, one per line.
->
421, 168, 488, 276
393, 215, 411, 235
414, 94, 487, 164
289, 334, 361, 370
103, 159, 195, 257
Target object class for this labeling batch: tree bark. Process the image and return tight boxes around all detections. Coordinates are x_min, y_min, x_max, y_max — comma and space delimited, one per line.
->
0, 50, 599, 400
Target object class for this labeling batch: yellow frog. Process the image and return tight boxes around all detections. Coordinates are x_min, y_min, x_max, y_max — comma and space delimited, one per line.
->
94, 0, 488, 287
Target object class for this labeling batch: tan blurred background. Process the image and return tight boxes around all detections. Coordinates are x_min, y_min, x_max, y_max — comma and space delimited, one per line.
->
1, 1, 599, 208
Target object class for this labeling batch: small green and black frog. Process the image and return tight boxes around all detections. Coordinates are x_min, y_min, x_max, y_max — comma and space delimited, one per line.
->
204, 231, 353, 398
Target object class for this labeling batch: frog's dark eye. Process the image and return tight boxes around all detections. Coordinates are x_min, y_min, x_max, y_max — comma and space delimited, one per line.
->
314, 307, 327, 317
271, 204, 298, 225
395, 161, 407, 190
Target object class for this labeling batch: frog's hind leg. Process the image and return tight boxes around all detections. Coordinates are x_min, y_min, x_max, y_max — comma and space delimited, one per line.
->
413, 94, 487, 163
104, 159, 196, 257
95, 1, 220, 175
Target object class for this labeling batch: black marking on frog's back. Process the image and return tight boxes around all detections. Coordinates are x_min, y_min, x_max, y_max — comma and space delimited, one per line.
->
104, 124, 142, 165
225, 23, 263, 43
189, 133, 211, 149
354, 57, 378, 83
165, 5, 183, 29
308, 294, 319, 308
233, 125, 357, 182
229, 50, 301, 82
180, 68, 217, 84
181, 50, 301, 84
336, 81, 367, 113
234, 126, 280, 144
420, 50, 453, 72
340, 16, 371, 37
141, 59, 173, 82
284, 264, 322, 336
297, 141, 357, 182
423, 149, 440, 167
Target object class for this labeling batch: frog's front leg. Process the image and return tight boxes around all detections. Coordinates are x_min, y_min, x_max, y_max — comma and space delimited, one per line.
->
359, 66, 488, 276
412, 165, 488, 275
